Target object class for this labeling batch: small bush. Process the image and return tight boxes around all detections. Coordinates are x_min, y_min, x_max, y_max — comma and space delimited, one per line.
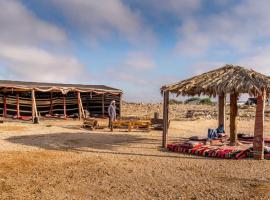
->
169, 99, 183, 104
200, 98, 213, 105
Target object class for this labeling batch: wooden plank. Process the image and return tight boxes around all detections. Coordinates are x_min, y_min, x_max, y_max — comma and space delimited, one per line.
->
77, 91, 82, 120
253, 89, 265, 160
119, 93, 122, 117
3, 95, 7, 118
230, 93, 238, 145
31, 90, 38, 123
16, 93, 20, 118
102, 94, 105, 117
162, 91, 169, 148
49, 92, 53, 115
63, 94, 67, 119
218, 93, 226, 128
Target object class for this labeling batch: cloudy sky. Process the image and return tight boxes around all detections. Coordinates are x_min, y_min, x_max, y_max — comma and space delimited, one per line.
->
1, 0, 270, 102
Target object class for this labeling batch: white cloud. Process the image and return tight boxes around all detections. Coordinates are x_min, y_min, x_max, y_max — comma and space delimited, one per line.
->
176, 0, 270, 57
0, 0, 86, 83
132, 0, 201, 18
123, 51, 156, 70
0, 44, 84, 82
0, 0, 67, 46
49, 0, 155, 44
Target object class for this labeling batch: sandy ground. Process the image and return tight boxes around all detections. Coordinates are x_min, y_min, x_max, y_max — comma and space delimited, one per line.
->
0, 117, 270, 200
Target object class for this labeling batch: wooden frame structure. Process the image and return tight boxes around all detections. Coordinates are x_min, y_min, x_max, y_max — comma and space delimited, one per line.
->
0, 80, 122, 121
161, 65, 270, 160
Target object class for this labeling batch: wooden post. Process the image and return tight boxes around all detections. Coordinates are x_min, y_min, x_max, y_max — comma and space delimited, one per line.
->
31, 90, 38, 123
218, 93, 226, 128
253, 90, 266, 160
77, 91, 82, 120
49, 92, 53, 116
162, 91, 169, 148
3, 95, 7, 118
230, 93, 238, 145
102, 94, 105, 117
63, 94, 67, 119
16, 93, 20, 118
119, 93, 122, 118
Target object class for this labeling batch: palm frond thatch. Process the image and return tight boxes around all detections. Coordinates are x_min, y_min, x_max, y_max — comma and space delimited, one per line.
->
161, 65, 270, 97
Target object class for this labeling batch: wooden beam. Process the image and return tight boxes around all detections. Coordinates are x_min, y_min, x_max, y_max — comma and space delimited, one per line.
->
3, 95, 7, 118
218, 93, 226, 128
253, 90, 266, 160
230, 93, 238, 145
119, 93, 122, 118
16, 93, 20, 118
102, 94, 105, 117
49, 92, 53, 116
31, 90, 38, 123
162, 91, 169, 148
63, 94, 67, 119
77, 91, 82, 120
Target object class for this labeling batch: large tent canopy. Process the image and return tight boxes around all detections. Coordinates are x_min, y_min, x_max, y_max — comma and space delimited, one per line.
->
161, 65, 270, 97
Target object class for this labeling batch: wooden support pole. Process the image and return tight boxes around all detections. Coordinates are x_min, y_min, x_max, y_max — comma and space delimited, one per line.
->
119, 93, 122, 118
3, 95, 7, 118
31, 90, 38, 123
102, 94, 105, 117
253, 90, 266, 160
16, 93, 20, 118
218, 93, 226, 128
230, 93, 238, 145
77, 91, 82, 120
49, 92, 53, 116
162, 91, 169, 148
63, 94, 67, 119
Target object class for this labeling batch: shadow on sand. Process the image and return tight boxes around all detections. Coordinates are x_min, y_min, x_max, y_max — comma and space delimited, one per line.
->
6, 131, 156, 151
5, 130, 220, 160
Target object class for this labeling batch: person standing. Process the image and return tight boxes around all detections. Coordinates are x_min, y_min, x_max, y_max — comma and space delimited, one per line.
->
108, 100, 117, 130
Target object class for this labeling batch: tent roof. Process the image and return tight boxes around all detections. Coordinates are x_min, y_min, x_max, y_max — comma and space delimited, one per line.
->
0, 80, 122, 94
161, 65, 270, 97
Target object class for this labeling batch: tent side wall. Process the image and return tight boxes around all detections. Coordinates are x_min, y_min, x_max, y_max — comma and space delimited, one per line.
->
0, 90, 122, 118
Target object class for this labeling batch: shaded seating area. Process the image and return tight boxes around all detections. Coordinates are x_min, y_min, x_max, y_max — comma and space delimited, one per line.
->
0, 80, 123, 123
161, 65, 270, 160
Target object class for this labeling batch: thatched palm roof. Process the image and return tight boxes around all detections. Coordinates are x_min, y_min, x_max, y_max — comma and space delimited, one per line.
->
161, 65, 270, 97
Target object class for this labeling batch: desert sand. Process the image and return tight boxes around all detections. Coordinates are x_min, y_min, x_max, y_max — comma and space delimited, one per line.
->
0, 104, 270, 199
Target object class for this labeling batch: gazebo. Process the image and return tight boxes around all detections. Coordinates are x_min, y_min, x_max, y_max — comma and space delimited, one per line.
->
161, 65, 270, 160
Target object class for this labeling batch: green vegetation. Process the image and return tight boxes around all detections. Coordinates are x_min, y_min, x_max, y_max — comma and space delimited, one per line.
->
184, 97, 213, 105
169, 99, 183, 104
199, 97, 213, 105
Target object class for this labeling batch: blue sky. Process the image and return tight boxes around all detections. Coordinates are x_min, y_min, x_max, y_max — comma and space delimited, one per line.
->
1, 0, 270, 102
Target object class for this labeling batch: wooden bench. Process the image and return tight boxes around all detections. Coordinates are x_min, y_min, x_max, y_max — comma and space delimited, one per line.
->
111, 120, 151, 132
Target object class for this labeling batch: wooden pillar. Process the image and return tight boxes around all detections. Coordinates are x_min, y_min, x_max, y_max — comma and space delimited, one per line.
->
77, 91, 82, 120
162, 91, 169, 148
102, 94, 105, 117
49, 92, 53, 116
119, 93, 122, 118
31, 90, 38, 123
230, 93, 238, 145
16, 93, 20, 118
3, 95, 7, 118
253, 90, 266, 160
63, 94, 67, 119
218, 93, 226, 128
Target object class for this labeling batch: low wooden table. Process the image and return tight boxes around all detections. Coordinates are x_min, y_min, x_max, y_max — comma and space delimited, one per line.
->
111, 119, 151, 132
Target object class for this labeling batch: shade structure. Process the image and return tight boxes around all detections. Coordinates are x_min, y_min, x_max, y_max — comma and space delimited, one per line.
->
0, 80, 123, 121
161, 65, 270, 160
161, 65, 270, 97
